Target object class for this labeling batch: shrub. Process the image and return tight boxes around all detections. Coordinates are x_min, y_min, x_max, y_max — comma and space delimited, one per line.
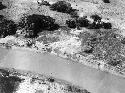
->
18, 14, 60, 38
69, 10, 79, 18
66, 19, 77, 29
88, 21, 103, 29
0, 76, 22, 93
102, 22, 112, 29
0, 2, 6, 10
0, 18, 17, 37
90, 14, 102, 21
50, 1, 75, 14
77, 17, 90, 27
102, 0, 110, 3
0, 15, 4, 19
37, 0, 50, 6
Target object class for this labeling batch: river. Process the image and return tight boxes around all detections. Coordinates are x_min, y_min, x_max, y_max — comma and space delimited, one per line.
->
0, 47, 125, 93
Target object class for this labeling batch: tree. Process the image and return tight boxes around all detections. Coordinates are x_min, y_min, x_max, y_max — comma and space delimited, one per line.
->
102, 0, 110, 3
90, 14, 102, 21
0, 2, 6, 10
37, 0, 50, 6
69, 10, 79, 18
0, 76, 22, 93
102, 22, 112, 29
77, 17, 90, 27
0, 18, 17, 38
66, 19, 77, 29
18, 14, 60, 38
50, 1, 76, 14
88, 21, 103, 29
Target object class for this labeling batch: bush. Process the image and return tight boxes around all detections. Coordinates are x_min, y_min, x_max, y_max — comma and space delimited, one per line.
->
87, 14, 103, 29
102, 0, 110, 3
50, 1, 75, 14
0, 15, 4, 19
0, 2, 6, 10
37, 0, 50, 6
0, 76, 22, 93
0, 18, 17, 37
90, 14, 102, 21
69, 10, 79, 18
102, 22, 112, 29
88, 21, 103, 29
77, 17, 90, 27
66, 19, 77, 29
18, 14, 60, 38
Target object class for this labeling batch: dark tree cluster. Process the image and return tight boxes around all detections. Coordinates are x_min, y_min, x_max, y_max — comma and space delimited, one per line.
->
70, 11, 79, 18
0, 69, 9, 77
66, 17, 90, 29
88, 14, 112, 29
0, 17, 17, 38
18, 14, 60, 38
66, 19, 77, 29
77, 17, 90, 27
37, 0, 51, 6
90, 14, 102, 21
0, 15, 4, 19
0, 2, 6, 10
0, 69, 23, 93
90, 14, 112, 29
102, 22, 112, 29
102, 0, 110, 3
66, 14, 112, 29
49, 1, 77, 14
0, 76, 22, 93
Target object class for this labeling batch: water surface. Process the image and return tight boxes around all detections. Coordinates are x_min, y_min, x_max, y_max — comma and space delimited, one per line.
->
0, 48, 125, 93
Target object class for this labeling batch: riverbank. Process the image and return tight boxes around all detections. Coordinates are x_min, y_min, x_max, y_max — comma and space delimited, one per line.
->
0, 35, 125, 79
0, 67, 89, 93
0, 47, 125, 93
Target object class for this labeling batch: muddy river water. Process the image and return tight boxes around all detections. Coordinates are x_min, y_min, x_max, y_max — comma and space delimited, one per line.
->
0, 47, 125, 93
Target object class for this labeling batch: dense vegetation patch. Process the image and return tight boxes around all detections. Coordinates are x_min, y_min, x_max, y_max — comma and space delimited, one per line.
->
66, 14, 112, 30
88, 14, 112, 29
37, 0, 51, 6
102, 0, 110, 3
66, 19, 77, 29
0, 2, 6, 10
102, 22, 112, 29
0, 70, 23, 93
18, 14, 60, 38
0, 17, 17, 38
77, 17, 90, 27
49, 1, 77, 14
